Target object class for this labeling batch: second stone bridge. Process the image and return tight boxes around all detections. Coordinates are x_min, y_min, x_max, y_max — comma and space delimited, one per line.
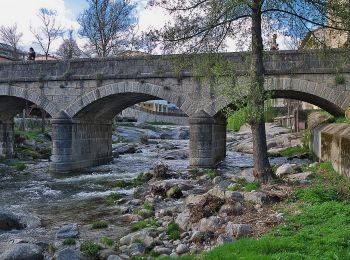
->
0, 49, 349, 172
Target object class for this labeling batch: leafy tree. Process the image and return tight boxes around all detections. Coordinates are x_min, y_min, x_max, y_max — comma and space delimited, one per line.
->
150, 0, 350, 183
56, 30, 82, 59
0, 23, 23, 59
30, 8, 64, 60
78, 0, 137, 57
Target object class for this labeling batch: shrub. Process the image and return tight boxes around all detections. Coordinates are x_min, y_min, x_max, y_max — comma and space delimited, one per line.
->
205, 169, 217, 180
115, 179, 134, 188
244, 181, 260, 192
62, 238, 76, 246
101, 236, 114, 247
91, 220, 108, 229
167, 221, 181, 240
80, 240, 101, 256
131, 219, 159, 231
143, 203, 155, 211
16, 163, 26, 171
335, 74, 346, 85
105, 192, 122, 204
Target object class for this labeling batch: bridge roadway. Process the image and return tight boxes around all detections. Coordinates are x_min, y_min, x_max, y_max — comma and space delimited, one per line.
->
0, 49, 349, 172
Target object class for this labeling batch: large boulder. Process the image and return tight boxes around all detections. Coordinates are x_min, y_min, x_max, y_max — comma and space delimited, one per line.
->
0, 243, 43, 260
0, 211, 24, 231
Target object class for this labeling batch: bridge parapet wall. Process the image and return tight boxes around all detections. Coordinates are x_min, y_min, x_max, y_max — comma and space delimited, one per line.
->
0, 50, 349, 84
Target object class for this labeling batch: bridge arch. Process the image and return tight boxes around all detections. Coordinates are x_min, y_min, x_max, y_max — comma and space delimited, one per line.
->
65, 81, 190, 120
204, 78, 348, 117
0, 84, 59, 117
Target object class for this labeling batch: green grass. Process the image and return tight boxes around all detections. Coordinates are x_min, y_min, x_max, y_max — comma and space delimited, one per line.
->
101, 236, 114, 247
244, 181, 261, 191
205, 169, 217, 180
134, 172, 144, 186
80, 240, 101, 256
166, 161, 350, 259
227, 106, 250, 131
115, 179, 134, 188
335, 116, 350, 124
115, 173, 145, 189
335, 74, 346, 85
143, 203, 155, 211
0, 158, 27, 171
14, 129, 50, 143
62, 238, 76, 245
167, 221, 181, 240
131, 219, 159, 231
105, 192, 122, 204
91, 220, 108, 229
277, 145, 309, 158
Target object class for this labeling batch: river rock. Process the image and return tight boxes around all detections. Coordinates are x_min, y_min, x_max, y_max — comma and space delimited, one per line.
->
217, 235, 235, 245
0, 210, 24, 231
153, 161, 169, 179
0, 243, 43, 260
120, 230, 155, 248
175, 208, 191, 231
107, 256, 122, 260
54, 248, 82, 260
176, 244, 189, 254
275, 163, 296, 177
285, 171, 313, 182
129, 243, 146, 256
56, 223, 79, 239
153, 246, 172, 255
225, 223, 253, 238
166, 186, 183, 199
243, 191, 268, 204
112, 143, 136, 156
219, 202, 243, 216
98, 249, 119, 259
198, 216, 223, 232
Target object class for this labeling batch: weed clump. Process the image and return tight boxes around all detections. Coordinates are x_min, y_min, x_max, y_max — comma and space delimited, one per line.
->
167, 221, 181, 240
91, 220, 108, 229
80, 240, 101, 256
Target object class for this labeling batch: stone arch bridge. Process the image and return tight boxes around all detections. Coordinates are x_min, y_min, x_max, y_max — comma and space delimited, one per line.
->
0, 50, 349, 172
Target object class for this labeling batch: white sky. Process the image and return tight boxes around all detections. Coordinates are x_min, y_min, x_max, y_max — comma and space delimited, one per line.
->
0, 0, 294, 55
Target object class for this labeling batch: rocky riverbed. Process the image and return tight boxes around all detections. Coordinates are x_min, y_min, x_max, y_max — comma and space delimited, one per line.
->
0, 123, 312, 259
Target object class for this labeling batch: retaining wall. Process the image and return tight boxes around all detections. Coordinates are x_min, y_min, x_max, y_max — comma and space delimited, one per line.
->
311, 123, 350, 178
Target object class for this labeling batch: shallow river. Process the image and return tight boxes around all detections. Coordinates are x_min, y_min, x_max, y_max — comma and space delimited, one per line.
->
0, 126, 308, 253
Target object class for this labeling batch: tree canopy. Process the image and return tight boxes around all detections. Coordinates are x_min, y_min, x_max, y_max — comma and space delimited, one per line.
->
78, 0, 137, 57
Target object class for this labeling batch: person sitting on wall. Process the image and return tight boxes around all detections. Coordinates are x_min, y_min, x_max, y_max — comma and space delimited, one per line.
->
27, 47, 36, 60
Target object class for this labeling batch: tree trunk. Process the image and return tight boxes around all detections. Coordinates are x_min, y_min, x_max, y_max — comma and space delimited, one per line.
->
250, 0, 272, 183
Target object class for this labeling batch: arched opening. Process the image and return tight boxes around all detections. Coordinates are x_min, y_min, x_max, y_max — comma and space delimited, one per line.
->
51, 82, 191, 172
0, 94, 54, 162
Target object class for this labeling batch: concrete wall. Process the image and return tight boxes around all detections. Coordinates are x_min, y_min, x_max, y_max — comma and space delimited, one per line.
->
121, 107, 188, 125
311, 123, 350, 178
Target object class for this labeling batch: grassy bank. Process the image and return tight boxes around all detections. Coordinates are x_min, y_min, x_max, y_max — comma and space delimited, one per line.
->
163, 161, 350, 259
